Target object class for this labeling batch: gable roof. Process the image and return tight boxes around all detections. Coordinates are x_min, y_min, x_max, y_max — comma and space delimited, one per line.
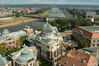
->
57, 50, 97, 66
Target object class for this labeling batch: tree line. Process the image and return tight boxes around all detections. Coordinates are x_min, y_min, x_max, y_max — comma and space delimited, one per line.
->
50, 17, 92, 32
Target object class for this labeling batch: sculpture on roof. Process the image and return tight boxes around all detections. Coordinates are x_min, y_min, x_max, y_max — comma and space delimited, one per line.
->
25, 25, 30, 29
41, 17, 56, 35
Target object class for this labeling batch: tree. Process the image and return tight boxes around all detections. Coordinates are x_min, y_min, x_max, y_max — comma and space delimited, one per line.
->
78, 40, 88, 49
15, 12, 21, 17
17, 36, 28, 48
0, 44, 7, 57
6, 48, 20, 55
83, 20, 92, 26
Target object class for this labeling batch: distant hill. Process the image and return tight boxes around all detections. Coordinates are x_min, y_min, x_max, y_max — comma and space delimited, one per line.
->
0, 4, 99, 8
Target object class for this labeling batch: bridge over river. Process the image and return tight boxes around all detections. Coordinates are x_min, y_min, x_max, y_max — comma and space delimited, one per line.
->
24, 8, 66, 21
0, 8, 66, 32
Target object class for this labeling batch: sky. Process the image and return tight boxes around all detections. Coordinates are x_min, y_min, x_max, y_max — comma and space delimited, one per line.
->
0, 0, 99, 5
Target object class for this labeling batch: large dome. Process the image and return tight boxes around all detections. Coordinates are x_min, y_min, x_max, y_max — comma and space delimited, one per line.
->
42, 23, 54, 35
16, 49, 35, 63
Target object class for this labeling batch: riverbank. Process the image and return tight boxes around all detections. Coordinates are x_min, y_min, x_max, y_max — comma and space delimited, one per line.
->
0, 17, 42, 28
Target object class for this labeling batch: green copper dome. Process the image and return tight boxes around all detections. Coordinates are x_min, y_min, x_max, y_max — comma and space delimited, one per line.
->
16, 48, 35, 63
42, 23, 54, 35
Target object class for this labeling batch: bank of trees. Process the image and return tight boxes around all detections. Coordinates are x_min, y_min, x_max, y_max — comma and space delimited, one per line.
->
50, 17, 92, 32
17, 35, 28, 48
30, 8, 50, 15
78, 40, 88, 49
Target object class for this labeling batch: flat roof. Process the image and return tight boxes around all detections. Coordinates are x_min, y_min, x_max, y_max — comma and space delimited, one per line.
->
79, 26, 99, 33
35, 36, 58, 45
0, 30, 26, 43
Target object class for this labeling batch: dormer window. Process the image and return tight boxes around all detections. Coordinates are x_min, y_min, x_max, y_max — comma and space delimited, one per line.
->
73, 64, 75, 66
78, 30, 83, 34
7, 37, 12, 40
58, 64, 61, 66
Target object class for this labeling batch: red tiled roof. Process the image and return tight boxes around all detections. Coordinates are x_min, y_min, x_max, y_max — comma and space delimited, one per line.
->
67, 50, 90, 63
57, 56, 87, 66
74, 27, 99, 39
74, 27, 92, 38
57, 50, 98, 66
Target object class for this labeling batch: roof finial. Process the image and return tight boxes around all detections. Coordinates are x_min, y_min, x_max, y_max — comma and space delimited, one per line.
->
46, 17, 48, 24
23, 44, 26, 48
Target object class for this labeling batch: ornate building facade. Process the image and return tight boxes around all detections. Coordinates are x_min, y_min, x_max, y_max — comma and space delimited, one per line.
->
34, 23, 65, 65
73, 26, 99, 47
0, 25, 34, 50
0, 45, 39, 66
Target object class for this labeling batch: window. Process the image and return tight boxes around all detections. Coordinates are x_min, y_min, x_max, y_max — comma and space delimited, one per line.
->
91, 64, 93, 66
47, 46, 49, 48
93, 44, 95, 47
93, 40, 95, 42
30, 63, 32, 66
54, 52, 57, 57
97, 44, 99, 46
58, 64, 61, 66
47, 51, 50, 59
97, 40, 99, 42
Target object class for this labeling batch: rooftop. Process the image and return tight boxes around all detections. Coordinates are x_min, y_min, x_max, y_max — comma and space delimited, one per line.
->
57, 50, 98, 66
35, 36, 58, 45
10, 46, 36, 63
79, 26, 99, 33
0, 55, 8, 65
0, 30, 26, 43
67, 50, 90, 63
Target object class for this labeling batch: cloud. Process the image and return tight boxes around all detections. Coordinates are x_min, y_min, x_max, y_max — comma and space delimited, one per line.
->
0, 0, 98, 5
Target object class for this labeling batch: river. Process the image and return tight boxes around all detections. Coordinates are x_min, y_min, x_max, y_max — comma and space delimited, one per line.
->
0, 8, 66, 32
0, 21, 46, 32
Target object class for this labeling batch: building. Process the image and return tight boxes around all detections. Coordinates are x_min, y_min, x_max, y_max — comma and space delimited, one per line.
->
0, 45, 39, 66
23, 25, 34, 39
34, 23, 65, 65
79, 47, 99, 63
0, 30, 27, 50
0, 26, 34, 50
0, 55, 11, 66
73, 26, 99, 47
57, 50, 98, 66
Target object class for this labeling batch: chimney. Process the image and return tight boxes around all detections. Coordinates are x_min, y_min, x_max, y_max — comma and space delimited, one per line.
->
82, 60, 86, 63
72, 64, 75, 66
65, 61, 68, 64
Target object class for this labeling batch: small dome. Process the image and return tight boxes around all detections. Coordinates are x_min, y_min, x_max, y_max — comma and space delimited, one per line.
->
25, 25, 30, 29
17, 52, 35, 63
2, 29, 10, 35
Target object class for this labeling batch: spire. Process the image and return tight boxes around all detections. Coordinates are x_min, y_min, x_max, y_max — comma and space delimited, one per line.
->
46, 17, 48, 24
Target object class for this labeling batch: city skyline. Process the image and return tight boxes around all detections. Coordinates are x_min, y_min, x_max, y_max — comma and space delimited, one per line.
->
0, 0, 99, 5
